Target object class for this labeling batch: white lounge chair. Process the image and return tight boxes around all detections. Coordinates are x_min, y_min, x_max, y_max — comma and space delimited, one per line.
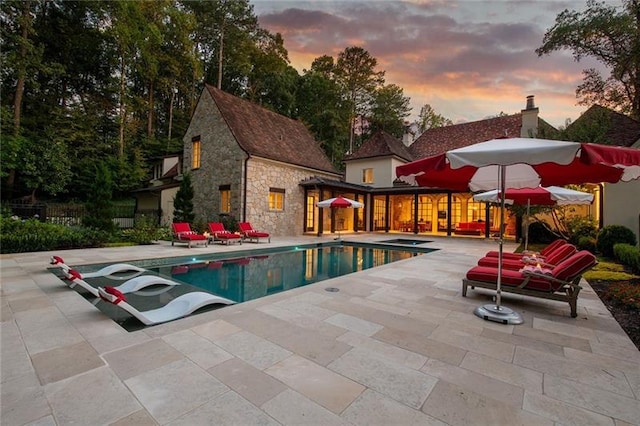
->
64, 269, 180, 298
98, 286, 235, 325
50, 256, 145, 280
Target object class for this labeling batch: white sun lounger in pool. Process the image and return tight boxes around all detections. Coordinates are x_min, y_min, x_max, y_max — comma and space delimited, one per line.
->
64, 269, 181, 298
98, 286, 235, 325
50, 255, 145, 280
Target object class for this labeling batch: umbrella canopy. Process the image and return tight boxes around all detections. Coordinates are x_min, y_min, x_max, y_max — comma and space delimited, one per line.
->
316, 196, 363, 208
474, 186, 594, 251
396, 137, 640, 325
396, 138, 640, 191
473, 186, 594, 206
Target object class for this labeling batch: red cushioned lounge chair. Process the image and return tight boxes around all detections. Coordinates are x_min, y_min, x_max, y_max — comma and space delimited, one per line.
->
462, 250, 597, 317
485, 238, 567, 261
171, 222, 208, 248
477, 243, 577, 271
238, 222, 271, 243
208, 222, 242, 245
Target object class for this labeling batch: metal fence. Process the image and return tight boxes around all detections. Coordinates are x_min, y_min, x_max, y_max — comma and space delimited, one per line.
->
2, 203, 161, 229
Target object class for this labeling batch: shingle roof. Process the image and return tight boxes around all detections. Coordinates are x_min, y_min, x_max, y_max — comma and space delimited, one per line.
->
344, 131, 413, 162
567, 105, 640, 147
409, 114, 524, 158
205, 85, 339, 175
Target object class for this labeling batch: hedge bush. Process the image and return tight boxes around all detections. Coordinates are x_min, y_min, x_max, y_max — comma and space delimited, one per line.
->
596, 225, 637, 258
0, 217, 111, 254
613, 243, 640, 274
527, 221, 557, 244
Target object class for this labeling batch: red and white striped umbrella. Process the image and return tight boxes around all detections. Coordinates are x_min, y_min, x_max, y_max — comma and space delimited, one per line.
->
316, 196, 363, 208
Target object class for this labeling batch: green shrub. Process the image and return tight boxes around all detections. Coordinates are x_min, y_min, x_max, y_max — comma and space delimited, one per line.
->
219, 214, 239, 233
613, 243, 640, 274
596, 225, 637, 258
567, 216, 598, 245
120, 215, 161, 245
0, 216, 110, 253
577, 236, 596, 253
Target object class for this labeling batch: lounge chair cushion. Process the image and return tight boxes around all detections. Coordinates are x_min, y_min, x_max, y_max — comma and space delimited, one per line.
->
466, 266, 560, 292
477, 244, 576, 270
485, 239, 567, 259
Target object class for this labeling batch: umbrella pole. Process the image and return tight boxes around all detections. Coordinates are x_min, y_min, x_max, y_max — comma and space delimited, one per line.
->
473, 165, 523, 325
524, 199, 530, 251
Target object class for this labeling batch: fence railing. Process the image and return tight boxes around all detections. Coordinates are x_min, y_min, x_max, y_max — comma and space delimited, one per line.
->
2, 203, 161, 229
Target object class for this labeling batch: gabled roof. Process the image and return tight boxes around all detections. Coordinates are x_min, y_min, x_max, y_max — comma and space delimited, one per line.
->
344, 131, 413, 162
205, 85, 339, 175
567, 105, 640, 147
409, 114, 523, 158
408, 114, 556, 158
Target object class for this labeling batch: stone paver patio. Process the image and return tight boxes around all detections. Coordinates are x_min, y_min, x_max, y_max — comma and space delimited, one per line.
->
2, 234, 639, 425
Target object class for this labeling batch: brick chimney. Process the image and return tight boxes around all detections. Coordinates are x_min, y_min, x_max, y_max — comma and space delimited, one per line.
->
521, 95, 539, 138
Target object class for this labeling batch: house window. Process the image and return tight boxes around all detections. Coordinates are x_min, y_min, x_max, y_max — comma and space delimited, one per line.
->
306, 195, 315, 231
191, 136, 201, 169
269, 188, 285, 210
219, 184, 231, 213
362, 168, 374, 184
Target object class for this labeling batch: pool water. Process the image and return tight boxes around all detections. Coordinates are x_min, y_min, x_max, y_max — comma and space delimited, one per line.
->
63, 242, 436, 330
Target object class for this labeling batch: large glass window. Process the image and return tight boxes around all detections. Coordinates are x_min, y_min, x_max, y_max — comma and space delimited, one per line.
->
269, 188, 285, 210
306, 194, 315, 231
373, 196, 386, 230
416, 196, 433, 232
436, 195, 461, 231
191, 137, 201, 169
467, 199, 484, 222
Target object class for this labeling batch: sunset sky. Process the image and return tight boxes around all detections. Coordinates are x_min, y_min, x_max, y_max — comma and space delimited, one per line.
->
252, 0, 613, 128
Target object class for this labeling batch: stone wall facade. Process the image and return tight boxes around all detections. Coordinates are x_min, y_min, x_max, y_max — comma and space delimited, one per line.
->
183, 90, 246, 224
183, 89, 338, 237
245, 158, 336, 236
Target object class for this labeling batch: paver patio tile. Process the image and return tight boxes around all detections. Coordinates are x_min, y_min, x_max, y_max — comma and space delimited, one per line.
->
257, 304, 347, 339
341, 389, 447, 426
421, 380, 552, 426
533, 317, 597, 340
32, 341, 104, 385
110, 409, 158, 426
421, 358, 524, 407
338, 331, 427, 369
214, 330, 292, 369
324, 312, 383, 336
460, 351, 543, 393
266, 354, 364, 413
14, 306, 85, 355
328, 347, 437, 409
262, 389, 349, 425
125, 358, 228, 424
191, 318, 242, 341
373, 326, 467, 366
1, 373, 51, 426
514, 346, 634, 396
209, 358, 287, 407
480, 327, 565, 356
103, 338, 184, 380
46, 366, 141, 425
163, 329, 233, 369
513, 324, 592, 351
429, 325, 515, 362
523, 390, 616, 426
168, 390, 279, 426
543, 374, 640, 424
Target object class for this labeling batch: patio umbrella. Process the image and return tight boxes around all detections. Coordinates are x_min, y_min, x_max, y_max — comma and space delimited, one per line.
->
317, 196, 364, 239
396, 137, 640, 324
473, 186, 594, 250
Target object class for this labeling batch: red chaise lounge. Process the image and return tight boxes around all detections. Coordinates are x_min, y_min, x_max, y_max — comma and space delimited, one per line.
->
462, 250, 597, 317
171, 222, 208, 248
238, 222, 270, 243
208, 222, 242, 245
477, 243, 577, 271
485, 238, 567, 260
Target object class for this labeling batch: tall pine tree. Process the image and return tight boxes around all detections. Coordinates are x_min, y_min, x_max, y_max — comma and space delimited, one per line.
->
83, 162, 116, 232
173, 173, 195, 223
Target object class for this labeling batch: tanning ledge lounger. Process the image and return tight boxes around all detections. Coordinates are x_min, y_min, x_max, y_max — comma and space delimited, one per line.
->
50, 255, 145, 280
63, 268, 182, 298
98, 286, 235, 325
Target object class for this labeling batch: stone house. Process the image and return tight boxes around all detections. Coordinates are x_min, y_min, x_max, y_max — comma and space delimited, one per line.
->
181, 84, 341, 236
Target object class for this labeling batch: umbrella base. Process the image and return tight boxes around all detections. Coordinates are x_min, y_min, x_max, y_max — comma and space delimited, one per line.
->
474, 303, 524, 325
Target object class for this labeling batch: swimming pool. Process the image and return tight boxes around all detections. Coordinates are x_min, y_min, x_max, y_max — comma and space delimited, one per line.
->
61, 241, 436, 330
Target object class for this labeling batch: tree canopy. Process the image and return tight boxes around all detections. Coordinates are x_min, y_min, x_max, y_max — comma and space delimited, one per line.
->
536, 0, 640, 119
